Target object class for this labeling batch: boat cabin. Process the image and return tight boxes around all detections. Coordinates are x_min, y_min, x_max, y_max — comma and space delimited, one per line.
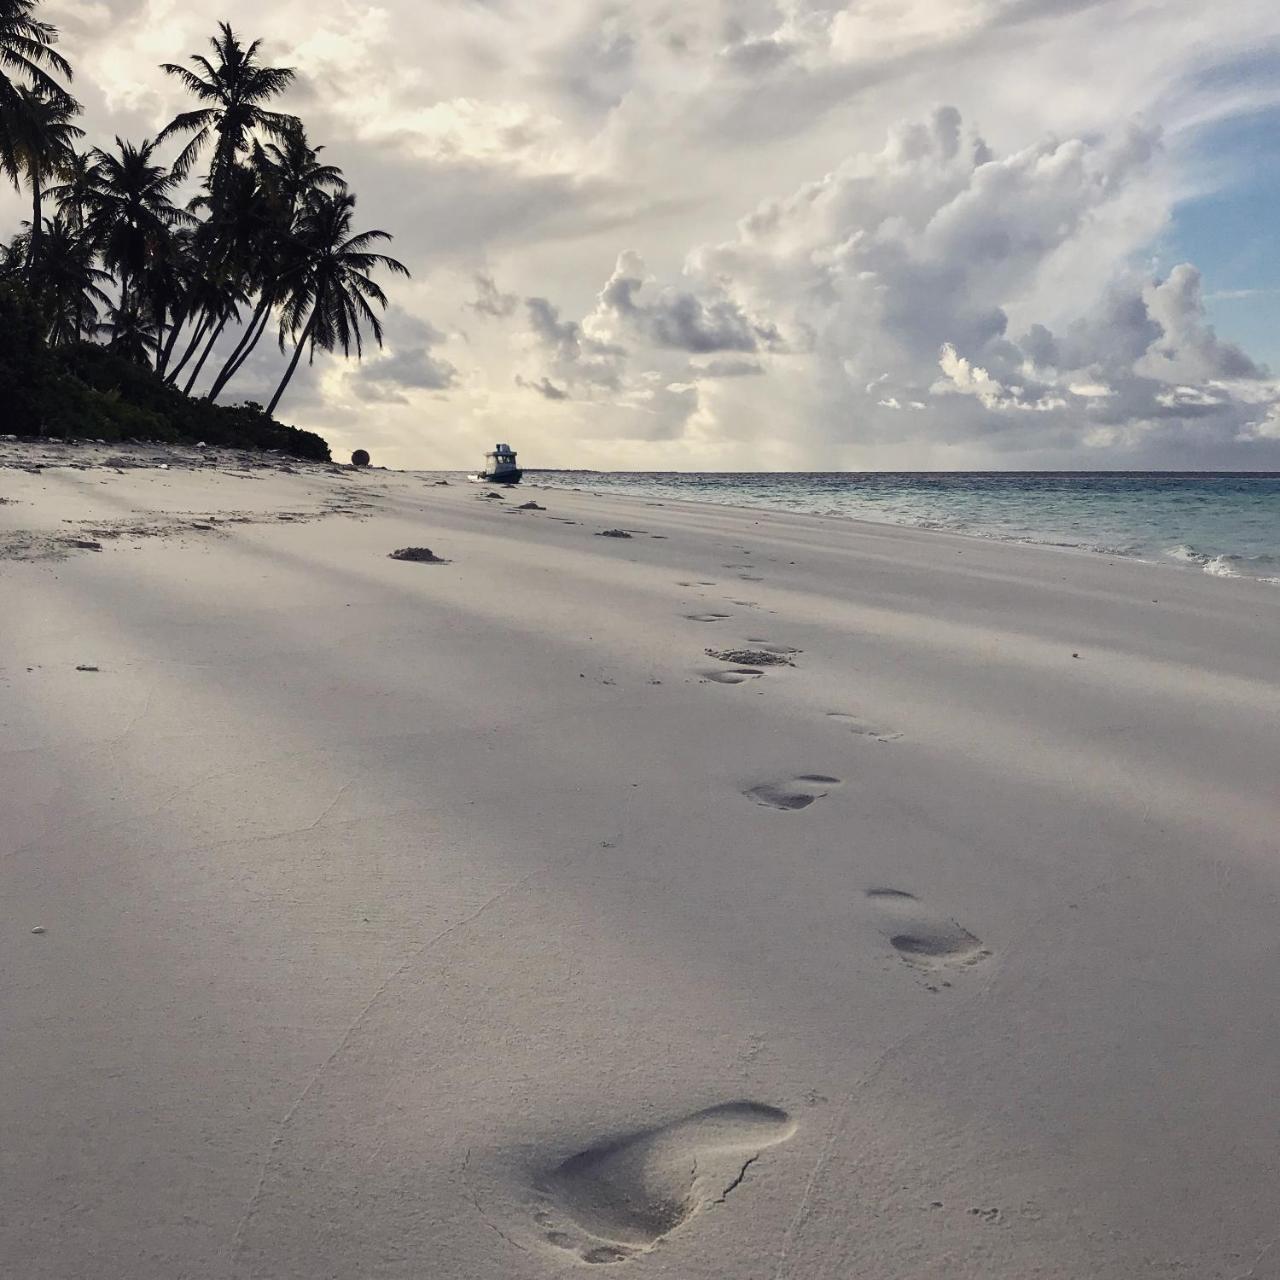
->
477, 443, 522, 484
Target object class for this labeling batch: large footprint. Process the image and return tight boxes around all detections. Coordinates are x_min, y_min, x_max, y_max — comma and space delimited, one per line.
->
745, 775, 840, 810
867, 888, 991, 972
536, 1102, 795, 1264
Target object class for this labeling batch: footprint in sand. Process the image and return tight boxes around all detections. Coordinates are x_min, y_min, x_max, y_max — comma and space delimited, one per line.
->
866, 888, 991, 971
699, 667, 764, 684
745, 775, 840, 810
686, 612, 731, 623
826, 711, 903, 743
535, 1102, 795, 1264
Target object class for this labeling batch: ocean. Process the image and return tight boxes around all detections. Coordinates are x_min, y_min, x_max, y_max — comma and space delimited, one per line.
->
528, 472, 1280, 584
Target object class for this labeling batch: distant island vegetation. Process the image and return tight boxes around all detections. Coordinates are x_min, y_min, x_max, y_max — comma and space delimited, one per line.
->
0, 1, 410, 459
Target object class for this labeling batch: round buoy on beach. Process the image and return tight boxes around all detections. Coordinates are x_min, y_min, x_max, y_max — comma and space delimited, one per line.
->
351, 449, 370, 467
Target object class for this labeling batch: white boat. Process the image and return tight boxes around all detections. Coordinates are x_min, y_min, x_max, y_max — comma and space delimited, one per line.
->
470, 442, 522, 485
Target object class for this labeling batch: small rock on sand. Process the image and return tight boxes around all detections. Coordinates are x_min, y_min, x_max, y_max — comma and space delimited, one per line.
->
518, 501, 545, 510
597, 529, 631, 538
75, 664, 100, 672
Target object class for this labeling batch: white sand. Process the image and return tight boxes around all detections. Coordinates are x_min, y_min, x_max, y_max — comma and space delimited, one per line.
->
3, 442, 1279, 1279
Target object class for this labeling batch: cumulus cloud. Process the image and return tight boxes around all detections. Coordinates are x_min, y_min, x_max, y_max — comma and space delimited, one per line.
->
522, 295, 626, 392
348, 310, 458, 404
667, 105, 1280, 463
591, 250, 782, 353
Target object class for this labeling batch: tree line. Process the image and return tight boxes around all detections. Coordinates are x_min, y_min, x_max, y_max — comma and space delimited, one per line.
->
0, 0, 408, 416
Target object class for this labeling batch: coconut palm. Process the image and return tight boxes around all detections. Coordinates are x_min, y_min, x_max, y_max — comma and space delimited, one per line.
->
86, 136, 191, 306
265, 190, 408, 415
0, 0, 71, 103
46, 146, 98, 230
1, 0, 73, 212
207, 124, 344, 399
157, 22, 296, 201
100, 295, 160, 364
6, 82, 81, 266
26, 211, 111, 343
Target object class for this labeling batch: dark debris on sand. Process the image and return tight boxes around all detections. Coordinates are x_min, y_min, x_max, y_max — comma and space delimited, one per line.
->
705, 647, 795, 666
389, 546, 449, 564
597, 529, 632, 538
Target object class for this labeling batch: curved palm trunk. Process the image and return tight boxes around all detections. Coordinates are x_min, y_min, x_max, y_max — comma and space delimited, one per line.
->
166, 314, 212, 385
156, 303, 188, 378
266, 308, 318, 417
182, 315, 228, 396
208, 296, 273, 401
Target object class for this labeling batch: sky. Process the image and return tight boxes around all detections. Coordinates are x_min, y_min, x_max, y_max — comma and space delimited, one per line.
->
14, 0, 1280, 470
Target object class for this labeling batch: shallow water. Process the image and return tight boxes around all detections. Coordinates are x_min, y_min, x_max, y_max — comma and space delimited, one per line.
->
530, 471, 1280, 583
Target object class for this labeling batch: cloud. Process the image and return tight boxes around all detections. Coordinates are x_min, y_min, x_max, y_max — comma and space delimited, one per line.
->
591, 250, 781, 353
690, 357, 765, 378
468, 272, 519, 318
516, 374, 569, 400
32, 0, 1280, 468
523, 295, 626, 391
347, 309, 458, 403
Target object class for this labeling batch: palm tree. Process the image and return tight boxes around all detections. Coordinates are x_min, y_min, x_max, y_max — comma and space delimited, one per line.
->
157, 23, 296, 201
100, 295, 160, 364
1, 0, 73, 212
26, 211, 111, 343
0, 0, 72, 103
7, 83, 81, 266
46, 146, 99, 230
207, 124, 344, 399
86, 136, 191, 307
266, 190, 408, 415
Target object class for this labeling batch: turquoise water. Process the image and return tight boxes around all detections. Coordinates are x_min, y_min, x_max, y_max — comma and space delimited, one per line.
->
530, 472, 1280, 583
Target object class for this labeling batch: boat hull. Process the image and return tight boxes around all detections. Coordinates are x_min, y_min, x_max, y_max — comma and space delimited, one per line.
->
472, 469, 522, 484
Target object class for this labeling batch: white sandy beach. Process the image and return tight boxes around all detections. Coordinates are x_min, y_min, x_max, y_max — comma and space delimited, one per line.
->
3, 442, 1279, 1280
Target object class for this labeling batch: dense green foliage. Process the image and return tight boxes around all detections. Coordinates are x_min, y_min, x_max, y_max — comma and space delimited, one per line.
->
1, 1, 408, 448
0, 280, 330, 458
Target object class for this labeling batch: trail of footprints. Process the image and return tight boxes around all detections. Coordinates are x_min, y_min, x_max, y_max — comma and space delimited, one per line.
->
535, 1103, 796, 1264
510, 560, 985, 1266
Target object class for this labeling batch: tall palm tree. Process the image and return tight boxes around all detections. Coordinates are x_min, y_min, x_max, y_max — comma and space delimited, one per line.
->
1, 0, 73, 206
165, 157, 269, 391
207, 124, 344, 400
46, 146, 98, 230
26, 211, 111, 344
157, 23, 296, 202
7, 82, 81, 266
266, 190, 408, 416
86, 136, 191, 307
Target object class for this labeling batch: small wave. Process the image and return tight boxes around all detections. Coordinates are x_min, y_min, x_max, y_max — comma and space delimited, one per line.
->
1164, 545, 1280, 580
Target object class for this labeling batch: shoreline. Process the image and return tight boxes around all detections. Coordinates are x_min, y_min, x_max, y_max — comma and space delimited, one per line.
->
516, 469, 1280, 587
4, 444, 1280, 1278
